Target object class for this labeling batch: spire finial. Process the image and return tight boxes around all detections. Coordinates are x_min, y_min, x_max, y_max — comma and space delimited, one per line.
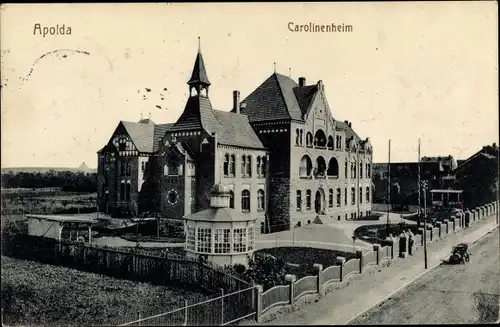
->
289, 68, 291, 77
198, 36, 201, 52
274, 62, 276, 73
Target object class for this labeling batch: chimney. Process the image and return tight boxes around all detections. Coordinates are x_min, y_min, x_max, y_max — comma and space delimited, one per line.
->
299, 77, 306, 87
233, 90, 241, 114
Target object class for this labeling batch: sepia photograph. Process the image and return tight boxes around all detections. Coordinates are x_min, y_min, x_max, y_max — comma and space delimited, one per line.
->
1, 2, 498, 326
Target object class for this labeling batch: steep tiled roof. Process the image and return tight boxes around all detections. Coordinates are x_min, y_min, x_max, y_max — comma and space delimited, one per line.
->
336, 120, 361, 142
238, 73, 303, 122
153, 123, 174, 152
169, 96, 221, 133
212, 110, 265, 149
293, 85, 318, 116
121, 121, 155, 153
188, 50, 211, 86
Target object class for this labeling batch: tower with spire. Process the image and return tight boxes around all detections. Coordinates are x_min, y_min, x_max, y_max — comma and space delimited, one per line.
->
188, 37, 211, 98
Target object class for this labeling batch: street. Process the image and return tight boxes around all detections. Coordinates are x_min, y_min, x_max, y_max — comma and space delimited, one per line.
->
350, 228, 499, 324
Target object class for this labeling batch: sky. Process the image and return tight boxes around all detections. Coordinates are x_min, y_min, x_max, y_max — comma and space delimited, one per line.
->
0, 2, 498, 168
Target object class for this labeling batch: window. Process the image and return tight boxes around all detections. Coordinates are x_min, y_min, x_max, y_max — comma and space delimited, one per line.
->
336, 188, 341, 207
359, 187, 363, 204
233, 228, 247, 253
167, 190, 178, 204
367, 163, 371, 178
126, 182, 131, 201
296, 190, 302, 211
351, 187, 355, 205
126, 161, 131, 176
352, 161, 357, 178
163, 165, 168, 176
344, 160, 348, 178
197, 228, 212, 253
366, 187, 370, 203
306, 190, 312, 210
329, 189, 334, 207
295, 129, 300, 145
306, 132, 313, 146
327, 136, 334, 149
360, 162, 363, 179
246, 156, 252, 177
241, 190, 250, 212
299, 130, 304, 145
120, 181, 125, 201
344, 188, 348, 205
186, 226, 196, 251
241, 155, 246, 177
214, 229, 230, 253
230, 155, 236, 176
257, 189, 265, 211
256, 157, 261, 177
141, 162, 145, 171
120, 161, 126, 176
167, 156, 179, 176
248, 227, 255, 251
224, 154, 229, 177
229, 190, 234, 208
300, 155, 313, 177
259, 156, 267, 177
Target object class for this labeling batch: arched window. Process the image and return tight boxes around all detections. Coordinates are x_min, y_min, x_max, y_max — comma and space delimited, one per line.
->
120, 181, 125, 201
246, 156, 252, 177
297, 221, 302, 227
351, 187, 356, 205
306, 132, 313, 146
223, 153, 229, 176
241, 155, 246, 177
241, 190, 250, 212
257, 189, 265, 211
163, 164, 168, 176
367, 163, 371, 178
229, 190, 235, 208
344, 188, 348, 205
329, 189, 334, 207
351, 161, 357, 178
261, 156, 267, 177
327, 157, 339, 177
366, 187, 370, 203
230, 154, 236, 176
295, 129, 300, 145
359, 187, 363, 203
296, 190, 302, 211
300, 130, 304, 145
306, 190, 312, 210
168, 155, 179, 176
345, 159, 348, 178
336, 188, 341, 207
126, 182, 131, 201
315, 156, 327, 177
327, 136, 334, 149
256, 156, 261, 177
359, 161, 363, 179
299, 155, 313, 177
314, 129, 327, 147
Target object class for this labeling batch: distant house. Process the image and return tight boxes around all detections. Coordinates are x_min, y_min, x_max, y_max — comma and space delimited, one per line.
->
455, 143, 498, 208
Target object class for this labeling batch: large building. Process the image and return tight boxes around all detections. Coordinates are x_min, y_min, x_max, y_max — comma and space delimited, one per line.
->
96, 45, 373, 234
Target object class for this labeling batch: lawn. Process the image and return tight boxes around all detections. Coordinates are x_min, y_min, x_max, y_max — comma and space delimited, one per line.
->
354, 223, 421, 245
1, 256, 212, 326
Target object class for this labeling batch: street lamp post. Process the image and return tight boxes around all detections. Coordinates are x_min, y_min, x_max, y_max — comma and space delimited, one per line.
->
352, 235, 357, 253
422, 180, 428, 269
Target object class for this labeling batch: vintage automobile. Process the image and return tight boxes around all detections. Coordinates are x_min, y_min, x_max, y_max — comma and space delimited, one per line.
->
449, 243, 471, 264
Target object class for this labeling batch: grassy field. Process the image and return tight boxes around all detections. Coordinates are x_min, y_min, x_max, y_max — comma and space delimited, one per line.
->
1, 256, 212, 326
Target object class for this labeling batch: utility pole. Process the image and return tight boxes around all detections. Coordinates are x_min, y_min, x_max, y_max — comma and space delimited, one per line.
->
418, 139, 421, 227
386, 139, 391, 235
422, 180, 428, 269
497, 144, 499, 225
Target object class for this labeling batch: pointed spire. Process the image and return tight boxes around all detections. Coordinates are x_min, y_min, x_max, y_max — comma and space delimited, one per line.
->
188, 37, 211, 86
274, 62, 276, 73
289, 68, 291, 77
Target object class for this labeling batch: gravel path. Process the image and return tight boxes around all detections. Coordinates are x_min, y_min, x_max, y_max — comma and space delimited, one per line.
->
350, 228, 499, 324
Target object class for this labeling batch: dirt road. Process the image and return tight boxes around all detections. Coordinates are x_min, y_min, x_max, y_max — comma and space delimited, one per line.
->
350, 229, 499, 324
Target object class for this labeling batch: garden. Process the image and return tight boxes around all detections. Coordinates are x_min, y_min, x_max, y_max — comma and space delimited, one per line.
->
353, 222, 421, 245
1, 256, 212, 326
225, 247, 357, 291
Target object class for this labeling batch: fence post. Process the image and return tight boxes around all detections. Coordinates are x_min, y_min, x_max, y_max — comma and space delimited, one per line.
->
336, 256, 346, 281
356, 250, 363, 273
285, 274, 296, 304
436, 222, 442, 238
220, 288, 224, 325
417, 228, 424, 246
373, 244, 380, 265
313, 263, 324, 295
387, 238, 395, 259
183, 300, 188, 326
254, 285, 263, 322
